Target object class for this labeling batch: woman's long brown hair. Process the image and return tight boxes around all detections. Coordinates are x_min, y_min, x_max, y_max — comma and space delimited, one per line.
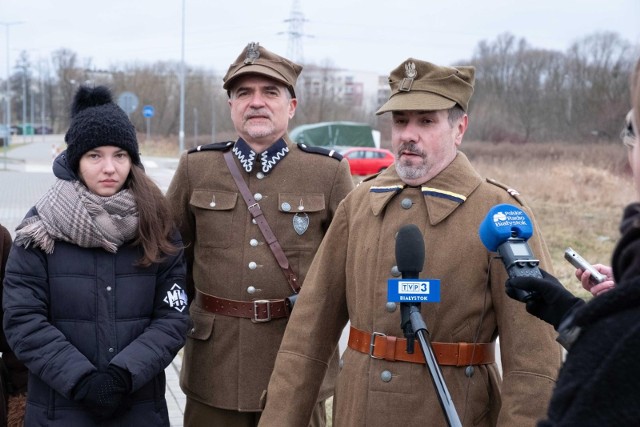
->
128, 165, 179, 266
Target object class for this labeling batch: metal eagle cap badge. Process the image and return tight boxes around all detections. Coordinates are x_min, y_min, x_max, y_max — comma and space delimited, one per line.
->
293, 212, 309, 235
399, 62, 417, 91
244, 42, 260, 64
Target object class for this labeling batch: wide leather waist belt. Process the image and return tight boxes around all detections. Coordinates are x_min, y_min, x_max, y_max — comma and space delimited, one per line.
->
348, 326, 495, 366
195, 290, 289, 323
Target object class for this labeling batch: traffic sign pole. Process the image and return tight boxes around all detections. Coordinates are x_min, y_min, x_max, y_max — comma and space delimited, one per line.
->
142, 105, 155, 142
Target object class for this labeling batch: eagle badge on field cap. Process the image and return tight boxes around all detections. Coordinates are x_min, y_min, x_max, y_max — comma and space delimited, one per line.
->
405, 62, 417, 78
244, 42, 260, 64
400, 61, 417, 91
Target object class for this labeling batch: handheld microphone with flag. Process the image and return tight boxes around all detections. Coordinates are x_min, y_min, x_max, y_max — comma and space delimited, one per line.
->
394, 224, 462, 427
478, 204, 542, 302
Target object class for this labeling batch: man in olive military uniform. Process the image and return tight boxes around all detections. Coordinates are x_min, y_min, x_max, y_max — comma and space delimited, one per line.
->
166, 42, 354, 426
259, 59, 562, 426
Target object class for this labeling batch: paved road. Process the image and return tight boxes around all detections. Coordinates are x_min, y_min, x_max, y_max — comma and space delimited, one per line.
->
0, 135, 186, 426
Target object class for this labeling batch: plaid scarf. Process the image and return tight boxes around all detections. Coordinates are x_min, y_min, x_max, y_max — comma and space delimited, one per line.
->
15, 179, 138, 254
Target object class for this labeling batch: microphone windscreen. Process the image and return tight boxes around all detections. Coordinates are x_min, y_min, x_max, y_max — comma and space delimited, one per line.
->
478, 204, 534, 251
396, 224, 425, 275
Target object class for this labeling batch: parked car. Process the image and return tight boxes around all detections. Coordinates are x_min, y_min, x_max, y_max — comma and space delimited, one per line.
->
339, 147, 395, 176
34, 124, 53, 135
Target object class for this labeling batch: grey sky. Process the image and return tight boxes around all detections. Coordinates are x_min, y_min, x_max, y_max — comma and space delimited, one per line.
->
2, 0, 639, 77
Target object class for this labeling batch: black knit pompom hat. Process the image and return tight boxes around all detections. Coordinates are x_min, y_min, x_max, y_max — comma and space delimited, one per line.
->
64, 85, 141, 172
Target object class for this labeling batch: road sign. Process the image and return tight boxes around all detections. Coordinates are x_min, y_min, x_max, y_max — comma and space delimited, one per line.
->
117, 91, 139, 115
142, 105, 155, 118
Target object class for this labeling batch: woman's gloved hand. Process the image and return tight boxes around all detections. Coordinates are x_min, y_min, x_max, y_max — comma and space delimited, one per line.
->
506, 269, 585, 330
72, 365, 132, 419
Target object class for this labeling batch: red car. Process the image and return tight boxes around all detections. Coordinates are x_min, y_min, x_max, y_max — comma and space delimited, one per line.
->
340, 147, 395, 176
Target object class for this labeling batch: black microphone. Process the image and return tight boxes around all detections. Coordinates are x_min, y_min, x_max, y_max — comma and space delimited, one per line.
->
394, 225, 462, 427
396, 224, 425, 353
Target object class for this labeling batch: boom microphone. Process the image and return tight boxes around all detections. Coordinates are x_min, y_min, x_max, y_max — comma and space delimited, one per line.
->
478, 204, 541, 301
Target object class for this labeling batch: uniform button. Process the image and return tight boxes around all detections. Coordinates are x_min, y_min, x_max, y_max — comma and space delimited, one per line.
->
385, 302, 397, 312
247, 286, 256, 294
252, 219, 257, 224
465, 366, 475, 377
281, 202, 291, 212
108, 347, 114, 353
190, 328, 196, 334
254, 193, 263, 201
250, 239, 259, 247
106, 286, 112, 291
391, 266, 401, 277
339, 358, 344, 369
401, 198, 413, 209
380, 370, 392, 382
256, 172, 265, 179
248, 262, 257, 270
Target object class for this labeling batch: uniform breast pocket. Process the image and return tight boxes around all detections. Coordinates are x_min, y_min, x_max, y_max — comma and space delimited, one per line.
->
189, 189, 238, 249
276, 193, 325, 249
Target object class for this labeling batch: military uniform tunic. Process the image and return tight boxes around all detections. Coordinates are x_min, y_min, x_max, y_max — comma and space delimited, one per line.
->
260, 152, 562, 426
166, 137, 354, 411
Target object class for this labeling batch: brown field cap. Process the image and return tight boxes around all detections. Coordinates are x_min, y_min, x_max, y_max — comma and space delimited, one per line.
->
222, 42, 303, 98
376, 59, 475, 114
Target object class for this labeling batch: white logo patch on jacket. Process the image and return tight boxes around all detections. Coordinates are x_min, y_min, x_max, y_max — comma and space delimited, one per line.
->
164, 283, 188, 312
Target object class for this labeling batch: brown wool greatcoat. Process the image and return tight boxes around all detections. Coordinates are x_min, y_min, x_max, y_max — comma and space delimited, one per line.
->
166, 137, 354, 412
260, 152, 563, 427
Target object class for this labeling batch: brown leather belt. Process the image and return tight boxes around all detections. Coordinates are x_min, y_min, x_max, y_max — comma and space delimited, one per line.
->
348, 326, 495, 366
195, 290, 289, 323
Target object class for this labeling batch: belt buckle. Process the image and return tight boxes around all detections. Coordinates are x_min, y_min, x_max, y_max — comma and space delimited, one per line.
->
369, 332, 386, 359
252, 300, 271, 323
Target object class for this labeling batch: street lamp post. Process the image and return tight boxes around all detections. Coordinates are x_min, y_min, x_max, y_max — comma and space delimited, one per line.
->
21, 66, 26, 136
39, 60, 46, 143
1, 21, 23, 170
193, 107, 198, 144
178, 0, 186, 155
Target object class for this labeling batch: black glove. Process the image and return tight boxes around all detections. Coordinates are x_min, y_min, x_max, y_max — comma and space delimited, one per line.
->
505, 269, 585, 330
72, 366, 132, 420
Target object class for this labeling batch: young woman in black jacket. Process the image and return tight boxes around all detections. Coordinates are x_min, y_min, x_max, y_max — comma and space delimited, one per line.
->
3, 86, 190, 426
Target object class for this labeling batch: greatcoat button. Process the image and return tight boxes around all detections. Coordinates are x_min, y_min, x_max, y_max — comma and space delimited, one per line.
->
465, 366, 475, 377
108, 347, 114, 353
254, 193, 263, 201
281, 202, 291, 212
380, 370, 392, 382
106, 286, 112, 291
250, 239, 259, 247
247, 286, 256, 294
385, 302, 397, 312
252, 219, 257, 224
256, 172, 265, 179
248, 262, 257, 270
339, 358, 344, 369
401, 198, 413, 209
391, 266, 401, 277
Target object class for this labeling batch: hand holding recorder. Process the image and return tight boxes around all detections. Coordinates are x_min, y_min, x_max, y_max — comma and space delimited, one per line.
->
564, 248, 615, 296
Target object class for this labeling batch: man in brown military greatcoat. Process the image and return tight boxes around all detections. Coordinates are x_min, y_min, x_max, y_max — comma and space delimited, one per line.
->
259, 59, 563, 426
166, 42, 354, 426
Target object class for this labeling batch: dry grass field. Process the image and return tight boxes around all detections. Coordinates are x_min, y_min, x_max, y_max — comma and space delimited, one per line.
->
461, 140, 634, 298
